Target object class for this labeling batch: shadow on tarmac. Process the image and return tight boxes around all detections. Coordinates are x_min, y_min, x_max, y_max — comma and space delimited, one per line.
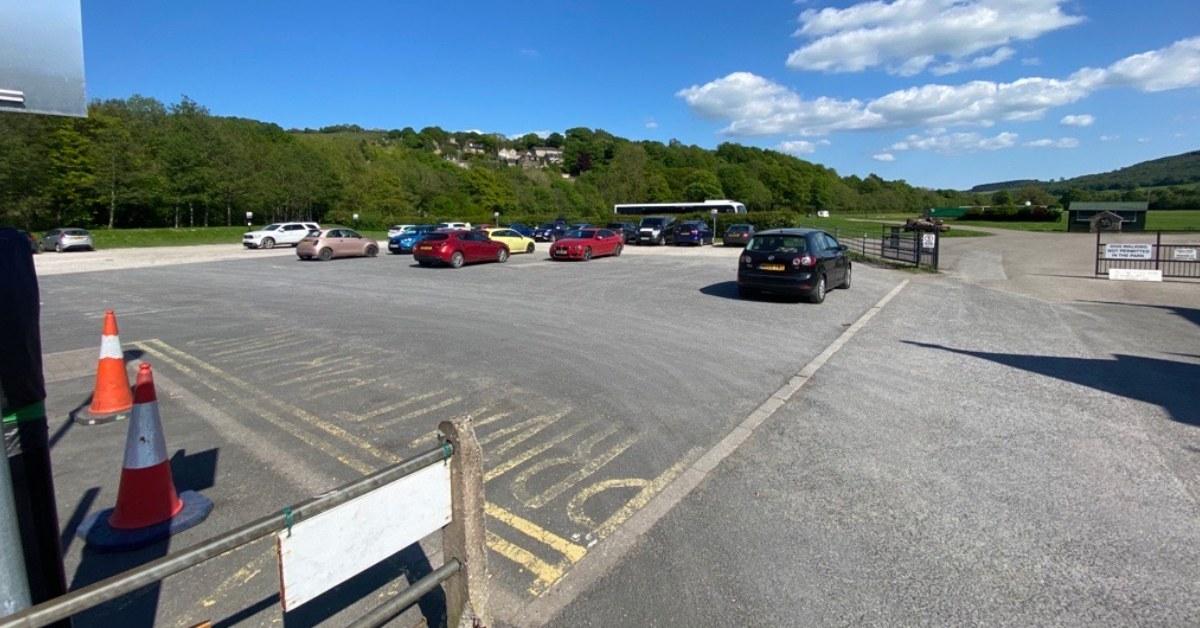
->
67, 448, 218, 627
904, 341, 1200, 428
699, 281, 802, 303
1079, 301, 1200, 330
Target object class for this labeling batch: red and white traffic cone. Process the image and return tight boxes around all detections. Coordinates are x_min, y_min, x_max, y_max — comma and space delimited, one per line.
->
77, 363, 213, 551
75, 309, 133, 425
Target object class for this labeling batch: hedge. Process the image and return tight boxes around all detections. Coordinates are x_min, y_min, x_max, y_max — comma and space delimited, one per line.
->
959, 206, 1062, 222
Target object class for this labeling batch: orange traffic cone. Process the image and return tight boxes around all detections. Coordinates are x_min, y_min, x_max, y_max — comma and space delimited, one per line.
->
75, 309, 133, 425
77, 363, 213, 550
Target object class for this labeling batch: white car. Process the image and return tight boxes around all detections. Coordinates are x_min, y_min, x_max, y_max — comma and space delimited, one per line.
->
387, 224, 415, 238
436, 222, 471, 231
243, 222, 321, 249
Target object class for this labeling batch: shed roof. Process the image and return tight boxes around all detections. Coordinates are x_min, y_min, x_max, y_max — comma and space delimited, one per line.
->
1069, 201, 1148, 212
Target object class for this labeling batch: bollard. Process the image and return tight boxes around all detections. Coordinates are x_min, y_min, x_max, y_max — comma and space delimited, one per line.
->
438, 418, 492, 628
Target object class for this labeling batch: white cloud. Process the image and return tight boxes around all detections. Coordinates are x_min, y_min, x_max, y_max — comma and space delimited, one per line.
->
645, 119, 659, 129
1060, 114, 1094, 127
678, 37, 1200, 137
931, 47, 1015, 76
891, 129, 1018, 154
787, 0, 1082, 76
1137, 137, 1151, 143
1100, 134, 1119, 141
872, 152, 896, 161
1021, 57, 1041, 66
1024, 137, 1079, 148
506, 130, 551, 140
777, 140, 819, 155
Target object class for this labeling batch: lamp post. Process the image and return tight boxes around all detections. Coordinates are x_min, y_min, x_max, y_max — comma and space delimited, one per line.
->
352, 213, 360, 230
245, 211, 253, 230
710, 208, 719, 246
493, 211, 500, 228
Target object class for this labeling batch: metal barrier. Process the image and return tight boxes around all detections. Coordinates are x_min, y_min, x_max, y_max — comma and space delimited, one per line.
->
838, 225, 939, 270
1095, 231, 1200, 278
0, 417, 490, 628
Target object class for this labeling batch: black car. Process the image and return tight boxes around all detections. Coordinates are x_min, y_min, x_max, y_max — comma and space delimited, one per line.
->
636, 216, 676, 245
672, 220, 713, 246
533, 222, 568, 242
736, 228, 850, 303
605, 222, 638, 243
723, 223, 755, 247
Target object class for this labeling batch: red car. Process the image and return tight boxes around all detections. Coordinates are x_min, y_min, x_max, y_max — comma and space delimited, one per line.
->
550, 228, 624, 261
413, 230, 509, 268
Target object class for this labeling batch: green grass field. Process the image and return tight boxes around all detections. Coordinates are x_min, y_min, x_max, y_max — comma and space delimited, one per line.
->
952, 210, 1200, 233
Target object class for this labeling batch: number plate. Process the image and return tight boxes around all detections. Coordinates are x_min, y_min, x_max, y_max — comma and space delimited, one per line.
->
418, 245, 433, 251
759, 263, 786, 271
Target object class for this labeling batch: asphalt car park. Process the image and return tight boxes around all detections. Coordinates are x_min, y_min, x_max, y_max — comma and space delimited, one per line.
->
36, 241, 899, 625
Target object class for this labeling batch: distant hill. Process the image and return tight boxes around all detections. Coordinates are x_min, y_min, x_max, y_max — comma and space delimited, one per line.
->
971, 150, 1200, 193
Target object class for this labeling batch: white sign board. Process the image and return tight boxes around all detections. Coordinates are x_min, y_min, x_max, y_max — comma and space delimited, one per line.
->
1104, 243, 1153, 260
1173, 248, 1197, 261
921, 233, 937, 250
1108, 268, 1163, 282
276, 461, 452, 611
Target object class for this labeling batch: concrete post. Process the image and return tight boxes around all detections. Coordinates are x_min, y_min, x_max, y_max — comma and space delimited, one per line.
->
0, 388, 31, 617
438, 418, 491, 628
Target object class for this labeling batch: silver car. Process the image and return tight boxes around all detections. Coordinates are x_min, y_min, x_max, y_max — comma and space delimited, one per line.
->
41, 228, 94, 252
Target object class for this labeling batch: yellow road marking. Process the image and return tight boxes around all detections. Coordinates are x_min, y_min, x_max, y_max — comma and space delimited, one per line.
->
210, 335, 309, 358
250, 350, 351, 374
347, 389, 448, 422
512, 426, 637, 509
139, 339, 396, 471
485, 531, 564, 596
485, 503, 587, 563
306, 375, 391, 395
375, 396, 464, 429
566, 478, 649, 529
408, 409, 507, 449
484, 420, 592, 483
592, 456, 691, 540
276, 362, 372, 386
478, 410, 567, 449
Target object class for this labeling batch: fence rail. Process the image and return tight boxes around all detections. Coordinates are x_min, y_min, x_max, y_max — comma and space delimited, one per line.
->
1095, 231, 1200, 278
837, 225, 939, 270
0, 437, 479, 628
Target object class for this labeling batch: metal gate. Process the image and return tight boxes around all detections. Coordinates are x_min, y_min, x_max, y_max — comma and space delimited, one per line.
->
1095, 231, 1200, 278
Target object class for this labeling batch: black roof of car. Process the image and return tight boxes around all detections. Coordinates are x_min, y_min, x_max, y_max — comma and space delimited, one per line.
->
754, 228, 821, 236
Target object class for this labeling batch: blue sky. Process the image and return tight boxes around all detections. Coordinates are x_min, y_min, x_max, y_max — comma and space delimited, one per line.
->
82, 1, 1199, 189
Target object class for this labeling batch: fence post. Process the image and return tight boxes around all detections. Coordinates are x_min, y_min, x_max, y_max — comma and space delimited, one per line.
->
861, 234, 866, 256
1095, 229, 1101, 276
1155, 231, 1161, 271
438, 418, 491, 628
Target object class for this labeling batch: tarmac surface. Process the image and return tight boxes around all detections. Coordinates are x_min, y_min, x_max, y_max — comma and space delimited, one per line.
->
33, 232, 1200, 626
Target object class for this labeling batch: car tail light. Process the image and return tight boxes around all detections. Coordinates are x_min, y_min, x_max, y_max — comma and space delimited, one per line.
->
795, 255, 815, 267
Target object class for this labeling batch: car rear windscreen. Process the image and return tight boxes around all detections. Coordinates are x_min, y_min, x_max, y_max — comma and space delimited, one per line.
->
746, 235, 808, 253
64, 229, 88, 235
422, 233, 449, 241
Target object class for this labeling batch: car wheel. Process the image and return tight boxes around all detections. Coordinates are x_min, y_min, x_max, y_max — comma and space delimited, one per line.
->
583, 247, 592, 261
497, 248, 509, 263
613, 244, 623, 257
450, 251, 465, 268
262, 237, 275, 250
526, 243, 535, 254
55, 243, 63, 253
365, 245, 379, 257
840, 266, 852, 289
318, 247, 333, 261
809, 274, 826, 304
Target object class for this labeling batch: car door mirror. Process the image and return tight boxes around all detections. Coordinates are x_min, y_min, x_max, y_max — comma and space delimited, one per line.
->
837, 245, 848, 252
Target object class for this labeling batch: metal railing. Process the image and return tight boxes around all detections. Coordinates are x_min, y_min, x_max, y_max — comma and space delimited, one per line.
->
839, 225, 939, 270
1095, 231, 1200, 278
0, 445, 454, 628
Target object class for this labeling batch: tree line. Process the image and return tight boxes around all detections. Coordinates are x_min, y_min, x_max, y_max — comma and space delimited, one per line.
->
5, 94, 1135, 231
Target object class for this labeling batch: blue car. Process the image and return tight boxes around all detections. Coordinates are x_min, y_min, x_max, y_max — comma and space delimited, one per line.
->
388, 225, 437, 254
673, 221, 713, 246
508, 222, 535, 238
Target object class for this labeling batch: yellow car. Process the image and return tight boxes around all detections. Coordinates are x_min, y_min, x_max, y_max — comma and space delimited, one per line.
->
484, 228, 536, 254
